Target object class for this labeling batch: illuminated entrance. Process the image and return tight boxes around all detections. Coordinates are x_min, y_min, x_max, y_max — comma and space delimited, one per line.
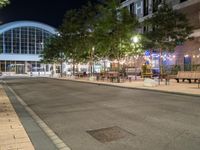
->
16, 64, 25, 74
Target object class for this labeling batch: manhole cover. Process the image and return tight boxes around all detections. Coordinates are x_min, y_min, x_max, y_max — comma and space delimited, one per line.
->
87, 126, 131, 143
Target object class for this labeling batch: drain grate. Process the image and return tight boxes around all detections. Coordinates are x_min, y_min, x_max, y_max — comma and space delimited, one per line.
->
87, 126, 130, 143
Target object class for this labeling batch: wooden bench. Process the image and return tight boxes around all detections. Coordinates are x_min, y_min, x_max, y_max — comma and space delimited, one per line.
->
174, 71, 200, 84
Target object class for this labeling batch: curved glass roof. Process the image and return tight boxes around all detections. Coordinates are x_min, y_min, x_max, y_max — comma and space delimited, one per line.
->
0, 21, 57, 34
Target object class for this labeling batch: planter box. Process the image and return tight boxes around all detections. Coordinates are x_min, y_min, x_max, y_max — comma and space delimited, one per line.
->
143, 78, 158, 87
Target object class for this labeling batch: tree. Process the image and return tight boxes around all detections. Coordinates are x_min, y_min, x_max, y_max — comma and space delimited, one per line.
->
60, 2, 98, 75
142, 1, 193, 75
41, 36, 66, 77
42, 0, 140, 79
59, 9, 87, 75
94, 0, 139, 73
0, 0, 9, 8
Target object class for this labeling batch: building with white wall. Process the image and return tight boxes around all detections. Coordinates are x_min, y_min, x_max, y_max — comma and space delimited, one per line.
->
0, 21, 57, 75
121, 0, 200, 71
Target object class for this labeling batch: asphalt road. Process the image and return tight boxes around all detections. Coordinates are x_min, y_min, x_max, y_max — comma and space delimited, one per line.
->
4, 77, 200, 150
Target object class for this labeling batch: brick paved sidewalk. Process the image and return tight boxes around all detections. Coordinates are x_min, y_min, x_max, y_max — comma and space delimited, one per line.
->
0, 85, 34, 150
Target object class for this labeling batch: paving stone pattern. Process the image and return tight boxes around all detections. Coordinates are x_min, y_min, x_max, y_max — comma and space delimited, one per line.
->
0, 85, 34, 150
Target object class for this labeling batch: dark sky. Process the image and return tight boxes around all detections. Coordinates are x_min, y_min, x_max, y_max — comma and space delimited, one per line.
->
0, 0, 96, 28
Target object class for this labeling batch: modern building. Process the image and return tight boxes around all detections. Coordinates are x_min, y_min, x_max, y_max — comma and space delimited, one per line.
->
0, 21, 57, 75
121, 0, 200, 71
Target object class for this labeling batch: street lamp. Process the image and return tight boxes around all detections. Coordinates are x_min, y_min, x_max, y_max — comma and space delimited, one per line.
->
131, 36, 139, 43
90, 47, 95, 77
131, 35, 140, 80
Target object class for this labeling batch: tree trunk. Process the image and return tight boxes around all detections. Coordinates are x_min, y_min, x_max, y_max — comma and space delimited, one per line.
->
159, 48, 163, 83
117, 59, 120, 83
90, 62, 93, 76
60, 61, 63, 77
103, 60, 106, 72
72, 60, 75, 76
159, 48, 163, 75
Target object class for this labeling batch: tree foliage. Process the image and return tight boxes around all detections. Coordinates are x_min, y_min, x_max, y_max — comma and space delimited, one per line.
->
59, 2, 98, 64
142, 1, 193, 51
42, 0, 140, 69
41, 36, 64, 64
141, 1, 193, 75
0, 0, 9, 8
94, 0, 139, 61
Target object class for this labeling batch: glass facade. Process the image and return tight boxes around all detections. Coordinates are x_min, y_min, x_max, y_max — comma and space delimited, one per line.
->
0, 21, 56, 74
0, 27, 52, 55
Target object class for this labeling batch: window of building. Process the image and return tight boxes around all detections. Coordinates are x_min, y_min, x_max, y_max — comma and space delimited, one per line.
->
13, 28, 20, 54
130, 3, 135, 15
36, 28, 43, 54
180, 0, 187, 3
4, 30, 12, 53
135, 1, 143, 17
0, 34, 3, 53
143, 25, 149, 33
21, 27, 28, 54
153, 0, 161, 13
143, 0, 149, 16
29, 27, 36, 54
0, 26, 53, 55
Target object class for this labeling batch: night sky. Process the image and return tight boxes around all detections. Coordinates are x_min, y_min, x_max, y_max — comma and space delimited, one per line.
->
0, 0, 96, 28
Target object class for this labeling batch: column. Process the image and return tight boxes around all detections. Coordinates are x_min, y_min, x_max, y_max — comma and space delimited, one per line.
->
3, 33, 5, 53
53, 64, 56, 77
5, 61, 6, 72
27, 27, 29, 54
15, 61, 16, 73
11, 29, 13, 53
19, 28, 21, 54
35, 27, 37, 54
25, 61, 28, 74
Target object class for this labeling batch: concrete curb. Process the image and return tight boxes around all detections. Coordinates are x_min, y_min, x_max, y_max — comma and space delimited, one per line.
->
4, 82, 71, 150
48, 77, 200, 98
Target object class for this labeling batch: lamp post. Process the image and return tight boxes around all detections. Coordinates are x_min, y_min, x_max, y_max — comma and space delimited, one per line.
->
131, 36, 140, 80
90, 47, 95, 77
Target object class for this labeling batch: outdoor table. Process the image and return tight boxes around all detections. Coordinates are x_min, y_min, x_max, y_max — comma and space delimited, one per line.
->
107, 72, 119, 82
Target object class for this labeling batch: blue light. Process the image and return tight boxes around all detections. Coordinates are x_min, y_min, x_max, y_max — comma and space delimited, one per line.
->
145, 50, 150, 56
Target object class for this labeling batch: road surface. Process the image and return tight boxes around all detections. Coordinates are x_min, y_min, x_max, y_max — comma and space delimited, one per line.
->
4, 77, 200, 150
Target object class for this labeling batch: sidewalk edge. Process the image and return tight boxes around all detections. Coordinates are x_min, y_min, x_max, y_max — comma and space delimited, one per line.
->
48, 77, 200, 98
4, 81, 71, 150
